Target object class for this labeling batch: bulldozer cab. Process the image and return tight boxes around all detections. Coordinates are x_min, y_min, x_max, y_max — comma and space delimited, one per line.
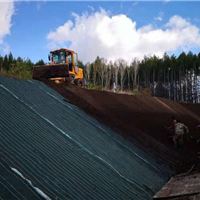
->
49, 49, 78, 71
50, 50, 66, 64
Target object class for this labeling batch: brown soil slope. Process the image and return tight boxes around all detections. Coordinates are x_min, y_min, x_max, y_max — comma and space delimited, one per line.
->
46, 81, 200, 172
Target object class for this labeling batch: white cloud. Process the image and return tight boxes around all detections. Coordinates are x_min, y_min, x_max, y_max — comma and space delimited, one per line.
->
47, 10, 200, 63
36, 1, 46, 12
0, 1, 14, 52
154, 16, 162, 22
154, 12, 164, 22
0, 42, 11, 54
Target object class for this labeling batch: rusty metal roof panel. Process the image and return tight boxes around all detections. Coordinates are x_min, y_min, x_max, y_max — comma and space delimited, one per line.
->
153, 173, 200, 199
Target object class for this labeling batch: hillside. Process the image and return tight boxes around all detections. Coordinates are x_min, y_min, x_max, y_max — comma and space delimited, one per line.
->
46, 81, 200, 172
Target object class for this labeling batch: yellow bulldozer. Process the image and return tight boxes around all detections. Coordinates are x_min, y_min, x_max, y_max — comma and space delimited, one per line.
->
32, 48, 84, 85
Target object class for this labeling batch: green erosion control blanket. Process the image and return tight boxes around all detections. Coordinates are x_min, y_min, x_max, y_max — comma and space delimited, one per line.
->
0, 77, 172, 200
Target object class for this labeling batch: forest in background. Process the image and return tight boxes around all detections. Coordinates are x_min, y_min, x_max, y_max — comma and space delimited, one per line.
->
85, 52, 200, 103
1, 52, 200, 103
0, 53, 44, 79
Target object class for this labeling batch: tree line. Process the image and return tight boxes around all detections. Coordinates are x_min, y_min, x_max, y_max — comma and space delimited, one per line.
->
0, 53, 44, 79
1, 51, 200, 103
84, 52, 200, 103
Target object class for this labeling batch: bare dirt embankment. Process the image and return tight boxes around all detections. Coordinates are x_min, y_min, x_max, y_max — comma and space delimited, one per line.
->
45, 81, 200, 173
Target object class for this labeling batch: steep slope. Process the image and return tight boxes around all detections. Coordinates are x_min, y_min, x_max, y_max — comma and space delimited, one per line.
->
46, 82, 200, 172
0, 76, 172, 200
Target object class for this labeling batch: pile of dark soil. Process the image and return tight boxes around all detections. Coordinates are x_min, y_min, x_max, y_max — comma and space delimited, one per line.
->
46, 81, 200, 173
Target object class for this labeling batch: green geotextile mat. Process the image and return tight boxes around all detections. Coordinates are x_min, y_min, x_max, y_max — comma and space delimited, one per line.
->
0, 76, 172, 200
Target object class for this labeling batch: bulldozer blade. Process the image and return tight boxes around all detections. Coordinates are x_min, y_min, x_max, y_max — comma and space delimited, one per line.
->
32, 64, 69, 80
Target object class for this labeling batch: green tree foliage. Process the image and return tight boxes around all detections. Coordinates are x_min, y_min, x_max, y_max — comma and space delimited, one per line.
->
85, 52, 200, 102
78, 60, 84, 69
35, 59, 45, 66
0, 53, 33, 79
1, 51, 200, 102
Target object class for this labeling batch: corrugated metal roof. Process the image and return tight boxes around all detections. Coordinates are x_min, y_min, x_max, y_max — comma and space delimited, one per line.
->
153, 173, 200, 199
0, 76, 173, 199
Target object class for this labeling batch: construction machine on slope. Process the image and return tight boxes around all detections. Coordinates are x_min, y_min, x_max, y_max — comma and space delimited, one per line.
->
32, 48, 84, 85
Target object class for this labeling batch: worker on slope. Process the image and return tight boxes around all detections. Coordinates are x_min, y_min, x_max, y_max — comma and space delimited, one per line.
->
173, 119, 189, 148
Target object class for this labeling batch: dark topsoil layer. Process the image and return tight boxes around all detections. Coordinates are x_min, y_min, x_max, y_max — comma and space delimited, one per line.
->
45, 81, 200, 173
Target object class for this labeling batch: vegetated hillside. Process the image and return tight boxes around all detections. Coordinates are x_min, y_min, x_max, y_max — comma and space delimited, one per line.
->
46, 81, 200, 172
0, 76, 172, 200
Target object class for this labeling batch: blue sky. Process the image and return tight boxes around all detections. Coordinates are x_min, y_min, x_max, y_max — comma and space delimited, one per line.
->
1, 1, 200, 63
